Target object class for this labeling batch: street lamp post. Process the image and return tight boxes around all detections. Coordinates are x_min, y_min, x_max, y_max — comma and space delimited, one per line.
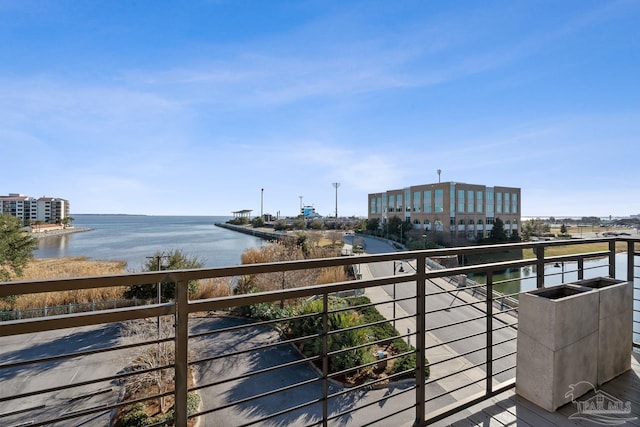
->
332, 182, 340, 225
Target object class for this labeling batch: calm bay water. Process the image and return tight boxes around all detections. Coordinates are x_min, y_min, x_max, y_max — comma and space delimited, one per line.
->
35, 215, 265, 270
468, 253, 640, 296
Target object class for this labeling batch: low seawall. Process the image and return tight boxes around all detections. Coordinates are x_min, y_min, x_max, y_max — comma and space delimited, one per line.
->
215, 223, 282, 240
31, 227, 93, 239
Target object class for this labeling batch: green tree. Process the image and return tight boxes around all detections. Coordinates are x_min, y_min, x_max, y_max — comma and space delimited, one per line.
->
560, 223, 567, 234
387, 216, 411, 242
292, 218, 306, 230
60, 216, 74, 228
0, 214, 38, 282
123, 249, 204, 301
488, 218, 507, 243
353, 218, 367, 233
365, 218, 380, 233
251, 216, 265, 228
310, 219, 324, 230
273, 220, 288, 231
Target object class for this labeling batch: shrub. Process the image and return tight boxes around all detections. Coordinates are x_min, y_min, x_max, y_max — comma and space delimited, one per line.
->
187, 391, 201, 414
228, 217, 249, 225
238, 302, 292, 321
123, 250, 204, 301
117, 403, 149, 427
347, 296, 430, 378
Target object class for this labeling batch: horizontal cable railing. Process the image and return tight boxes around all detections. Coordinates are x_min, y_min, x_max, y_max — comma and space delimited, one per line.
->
0, 238, 638, 426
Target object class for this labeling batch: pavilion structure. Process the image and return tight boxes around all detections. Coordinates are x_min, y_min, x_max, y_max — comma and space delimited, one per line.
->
232, 209, 252, 220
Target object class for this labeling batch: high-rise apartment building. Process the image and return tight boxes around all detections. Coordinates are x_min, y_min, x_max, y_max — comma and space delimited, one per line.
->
0, 193, 70, 225
368, 182, 521, 241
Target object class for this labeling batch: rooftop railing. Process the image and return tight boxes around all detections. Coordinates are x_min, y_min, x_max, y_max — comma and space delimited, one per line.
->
0, 237, 638, 426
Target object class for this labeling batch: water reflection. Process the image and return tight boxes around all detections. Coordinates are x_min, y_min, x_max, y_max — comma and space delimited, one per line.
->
37, 235, 69, 253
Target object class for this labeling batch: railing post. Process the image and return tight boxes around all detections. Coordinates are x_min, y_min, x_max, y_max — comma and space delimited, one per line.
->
536, 244, 545, 288
174, 280, 188, 427
609, 240, 616, 278
627, 240, 635, 283
485, 271, 493, 395
414, 254, 426, 426
322, 293, 329, 427
578, 258, 584, 280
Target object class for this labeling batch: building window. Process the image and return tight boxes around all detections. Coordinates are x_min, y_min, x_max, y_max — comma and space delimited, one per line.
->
450, 185, 456, 214
512, 193, 518, 214
496, 192, 502, 214
424, 219, 430, 225
476, 191, 483, 213
459, 219, 465, 225
505, 193, 510, 214
413, 191, 421, 212
457, 189, 465, 213
450, 217, 456, 226
486, 217, 494, 225
423, 191, 432, 213
434, 189, 444, 213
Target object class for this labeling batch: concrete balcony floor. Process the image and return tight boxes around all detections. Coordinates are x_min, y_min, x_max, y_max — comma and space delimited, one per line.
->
433, 353, 640, 426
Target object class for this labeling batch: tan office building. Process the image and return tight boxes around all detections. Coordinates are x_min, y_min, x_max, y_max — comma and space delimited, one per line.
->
368, 182, 521, 241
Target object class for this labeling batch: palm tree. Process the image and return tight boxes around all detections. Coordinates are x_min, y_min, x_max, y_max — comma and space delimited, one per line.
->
61, 216, 74, 229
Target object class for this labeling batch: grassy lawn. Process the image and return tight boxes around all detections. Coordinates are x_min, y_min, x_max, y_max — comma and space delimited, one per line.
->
522, 241, 628, 259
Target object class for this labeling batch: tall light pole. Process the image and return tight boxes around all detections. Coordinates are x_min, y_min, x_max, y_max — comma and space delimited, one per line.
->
332, 182, 340, 223
261, 188, 264, 219
437, 169, 442, 183
299, 196, 303, 215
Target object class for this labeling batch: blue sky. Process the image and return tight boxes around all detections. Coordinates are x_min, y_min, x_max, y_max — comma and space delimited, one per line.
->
1, 1, 638, 218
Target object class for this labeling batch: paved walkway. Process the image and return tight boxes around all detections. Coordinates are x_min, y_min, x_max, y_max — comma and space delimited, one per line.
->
349, 239, 518, 413
359, 262, 490, 401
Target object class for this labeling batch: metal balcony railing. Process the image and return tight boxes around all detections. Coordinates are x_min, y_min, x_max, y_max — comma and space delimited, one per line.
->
0, 237, 638, 426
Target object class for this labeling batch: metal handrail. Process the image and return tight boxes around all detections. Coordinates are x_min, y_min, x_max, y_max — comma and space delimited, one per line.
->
0, 237, 637, 426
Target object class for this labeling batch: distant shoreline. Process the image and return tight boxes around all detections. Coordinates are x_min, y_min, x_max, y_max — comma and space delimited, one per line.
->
31, 227, 93, 239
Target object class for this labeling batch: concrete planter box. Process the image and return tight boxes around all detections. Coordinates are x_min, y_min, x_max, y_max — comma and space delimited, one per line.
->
574, 278, 632, 385
516, 284, 599, 412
